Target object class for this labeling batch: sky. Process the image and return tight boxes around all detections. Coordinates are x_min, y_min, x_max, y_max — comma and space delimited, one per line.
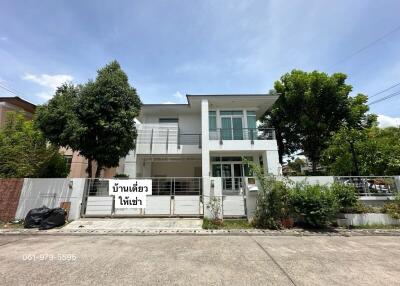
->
1, 0, 400, 127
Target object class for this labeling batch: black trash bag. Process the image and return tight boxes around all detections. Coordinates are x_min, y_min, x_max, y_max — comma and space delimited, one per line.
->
24, 206, 51, 228
39, 208, 66, 230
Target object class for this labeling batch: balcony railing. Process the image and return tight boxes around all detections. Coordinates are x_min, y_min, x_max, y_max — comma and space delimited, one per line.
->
209, 128, 275, 143
136, 125, 201, 153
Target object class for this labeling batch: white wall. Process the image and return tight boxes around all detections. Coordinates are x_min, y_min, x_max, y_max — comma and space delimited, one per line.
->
284, 176, 335, 186
15, 178, 85, 221
141, 113, 201, 133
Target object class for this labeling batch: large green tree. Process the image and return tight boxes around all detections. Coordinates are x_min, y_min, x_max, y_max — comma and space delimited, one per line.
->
262, 70, 373, 172
322, 126, 400, 175
36, 60, 142, 177
0, 112, 69, 178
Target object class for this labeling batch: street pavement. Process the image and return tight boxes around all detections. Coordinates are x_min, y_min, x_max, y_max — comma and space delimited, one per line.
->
1, 235, 399, 285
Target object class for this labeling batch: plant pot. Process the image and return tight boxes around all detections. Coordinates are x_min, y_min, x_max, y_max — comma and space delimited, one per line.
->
280, 217, 294, 228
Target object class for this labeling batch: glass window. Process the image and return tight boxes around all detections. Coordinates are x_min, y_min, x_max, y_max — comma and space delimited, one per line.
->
212, 164, 221, 177
211, 156, 221, 162
209, 111, 216, 131
247, 111, 257, 129
220, 110, 243, 116
159, 118, 178, 123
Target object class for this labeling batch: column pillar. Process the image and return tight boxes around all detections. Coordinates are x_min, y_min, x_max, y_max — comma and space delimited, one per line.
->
201, 99, 211, 197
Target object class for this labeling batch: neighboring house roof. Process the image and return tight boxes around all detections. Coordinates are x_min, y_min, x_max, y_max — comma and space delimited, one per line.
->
0, 96, 36, 114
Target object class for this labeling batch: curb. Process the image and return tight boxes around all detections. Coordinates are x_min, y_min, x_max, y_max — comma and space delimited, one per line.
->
1, 228, 400, 237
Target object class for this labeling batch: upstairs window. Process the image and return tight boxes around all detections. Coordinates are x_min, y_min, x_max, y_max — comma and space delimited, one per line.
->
159, 118, 178, 123
220, 110, 243, 116
209, 111, 217, 131
247, 111, 257, 129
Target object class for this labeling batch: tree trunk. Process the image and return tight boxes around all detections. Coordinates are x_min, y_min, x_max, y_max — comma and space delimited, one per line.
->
312, 160, 317, 173
87, 159, 93, 178
95, 164, 102, 178
349, 141, 360, 176
275, 130, 285, 164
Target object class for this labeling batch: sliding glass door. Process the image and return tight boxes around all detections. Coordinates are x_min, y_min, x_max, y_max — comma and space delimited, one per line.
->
220, 111, 243, 140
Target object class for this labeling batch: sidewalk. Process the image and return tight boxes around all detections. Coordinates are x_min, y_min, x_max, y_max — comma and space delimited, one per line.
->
1, 223, 400, 237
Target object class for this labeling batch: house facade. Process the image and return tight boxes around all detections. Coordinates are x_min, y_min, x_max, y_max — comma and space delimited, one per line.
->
79, 94, 279, 218
120, 94, 280, 199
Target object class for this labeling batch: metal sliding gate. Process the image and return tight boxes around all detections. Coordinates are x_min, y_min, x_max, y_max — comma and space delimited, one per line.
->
81, 178, 203, 217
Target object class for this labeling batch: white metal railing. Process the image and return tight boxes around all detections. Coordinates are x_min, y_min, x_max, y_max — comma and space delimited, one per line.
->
136, 125, 201, 153
334, 176, 399, 196
209, 128, 275, 143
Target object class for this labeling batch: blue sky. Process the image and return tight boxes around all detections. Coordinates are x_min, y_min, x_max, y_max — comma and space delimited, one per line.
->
1, 0, 400, 126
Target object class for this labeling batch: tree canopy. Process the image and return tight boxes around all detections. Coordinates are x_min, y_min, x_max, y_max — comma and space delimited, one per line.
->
322, 126, 400, 176
35, 60, 142, 177
262, 70, 374, 172
0, 112, 69, 178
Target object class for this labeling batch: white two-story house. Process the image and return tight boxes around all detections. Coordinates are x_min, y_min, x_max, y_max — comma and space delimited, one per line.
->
123, 93, 280, 182
83, 94, 281, 218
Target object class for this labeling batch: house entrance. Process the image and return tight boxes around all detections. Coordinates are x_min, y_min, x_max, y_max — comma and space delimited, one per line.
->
211, 156, 252, 193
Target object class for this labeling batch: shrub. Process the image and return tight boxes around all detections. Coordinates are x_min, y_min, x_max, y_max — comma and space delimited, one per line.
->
206, 196, 222, 224
330, 183, 358, 213
290, 183, 339, 228
246, 159, 291, 229
381, 195, 400, 219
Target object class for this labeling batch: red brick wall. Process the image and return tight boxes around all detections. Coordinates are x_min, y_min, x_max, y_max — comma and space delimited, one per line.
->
0, 179, 23, 222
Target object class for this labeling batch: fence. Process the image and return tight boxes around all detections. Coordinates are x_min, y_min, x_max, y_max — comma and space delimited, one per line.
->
334, 176, 399, 196
82, 177, 203, 217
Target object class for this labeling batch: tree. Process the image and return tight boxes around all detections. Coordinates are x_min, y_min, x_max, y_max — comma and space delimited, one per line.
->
262, 70, 372, 172
287, 158, 306, 175
0, 112, 69, 178
322, 126, 400, 175
36, 60, 142, 177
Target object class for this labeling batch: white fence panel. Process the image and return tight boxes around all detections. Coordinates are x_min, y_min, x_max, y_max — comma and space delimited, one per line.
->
144, 196, 171, 215
223, 195, 245, 217
85, 197, 113, 216
174, 196, 201, 215
15, 178, 85, 221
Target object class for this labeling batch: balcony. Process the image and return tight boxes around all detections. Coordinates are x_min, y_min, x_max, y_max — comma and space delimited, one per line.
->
135, 124, 201, 155
209, 128, 275, 143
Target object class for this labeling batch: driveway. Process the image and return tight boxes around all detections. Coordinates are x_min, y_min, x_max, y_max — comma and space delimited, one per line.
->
63, 218, 203, 230
0, 235, 399, 285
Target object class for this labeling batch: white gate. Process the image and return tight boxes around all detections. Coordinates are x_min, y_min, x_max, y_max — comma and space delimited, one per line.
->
81, 178, 203, 217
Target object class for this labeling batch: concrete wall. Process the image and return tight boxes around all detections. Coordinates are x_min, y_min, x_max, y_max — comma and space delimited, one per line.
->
0, 179, 24, 222
338, 213, 400, 226
15, 178, 85, 221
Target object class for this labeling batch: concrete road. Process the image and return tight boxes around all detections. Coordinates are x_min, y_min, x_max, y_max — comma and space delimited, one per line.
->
0, 235, 399, 286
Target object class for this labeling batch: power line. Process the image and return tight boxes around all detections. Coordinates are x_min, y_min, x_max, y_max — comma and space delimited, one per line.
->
368, 89, 400, 105
328, 24, 400, 69
369, 81, 400, 99
0, 82, 24, 97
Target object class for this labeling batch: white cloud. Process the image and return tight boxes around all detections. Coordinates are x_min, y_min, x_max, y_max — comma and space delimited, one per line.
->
162, 101, 177, 104
378, 114, 400, 128
22, 73, 73, 100
173, 91, 184, 99
23, 73, 73, 90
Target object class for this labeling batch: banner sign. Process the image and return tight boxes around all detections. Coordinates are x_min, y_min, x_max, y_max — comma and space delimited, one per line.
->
108, 179, 152, 209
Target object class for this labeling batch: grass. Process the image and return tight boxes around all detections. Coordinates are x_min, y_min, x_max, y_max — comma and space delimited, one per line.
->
202, 218, 253, 230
